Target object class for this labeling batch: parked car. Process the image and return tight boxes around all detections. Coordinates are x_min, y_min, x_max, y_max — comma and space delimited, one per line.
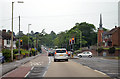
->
54, 48, 68, 62
77, 51, 92, 58
0, 53, 5, 63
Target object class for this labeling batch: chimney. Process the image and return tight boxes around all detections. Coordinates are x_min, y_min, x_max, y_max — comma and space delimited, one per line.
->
115, 26, 117, 28
9, 32, 12, 35
2, 29, 6, 32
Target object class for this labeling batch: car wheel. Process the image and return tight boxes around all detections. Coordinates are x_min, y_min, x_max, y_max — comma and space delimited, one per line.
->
88, 55, 92, 58
79, 55, 82, 58
65, 59, 68, 62
54, 59, 56, 62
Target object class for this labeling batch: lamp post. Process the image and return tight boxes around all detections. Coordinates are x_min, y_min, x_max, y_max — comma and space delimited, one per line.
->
11, 1, 24, 61
76, 30, 82, 50
80, 31, 82, 50
28, 24, 31, 55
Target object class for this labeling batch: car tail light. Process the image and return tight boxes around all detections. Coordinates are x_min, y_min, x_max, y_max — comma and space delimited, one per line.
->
55, 51, 56, 54
66, 50, 68, 54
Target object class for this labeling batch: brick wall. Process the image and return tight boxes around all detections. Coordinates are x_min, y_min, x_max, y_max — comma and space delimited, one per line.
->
112, 27, 120, 46
98, 29, 103, 46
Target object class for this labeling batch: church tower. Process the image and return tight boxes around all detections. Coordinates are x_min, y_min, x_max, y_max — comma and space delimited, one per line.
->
98, 14, 103, 46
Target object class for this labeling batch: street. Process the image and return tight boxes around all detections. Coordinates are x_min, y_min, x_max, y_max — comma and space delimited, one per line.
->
1, 48, 117, 79
45, 59, 109, 78
72, 57, 118, 78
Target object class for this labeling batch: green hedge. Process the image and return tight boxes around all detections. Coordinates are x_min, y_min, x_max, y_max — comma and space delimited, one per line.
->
97, 47, 103, 53
108, 47, 115, 54
2, 49, 11, 62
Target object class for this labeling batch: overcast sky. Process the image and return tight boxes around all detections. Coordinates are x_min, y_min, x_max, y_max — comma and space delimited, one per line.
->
0, 0, 119, 34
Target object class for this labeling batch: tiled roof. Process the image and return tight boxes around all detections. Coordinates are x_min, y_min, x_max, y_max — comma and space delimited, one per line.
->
105, 26, 119, 35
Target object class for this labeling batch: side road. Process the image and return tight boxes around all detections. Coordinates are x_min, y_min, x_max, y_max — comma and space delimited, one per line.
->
0, 54, 41, 77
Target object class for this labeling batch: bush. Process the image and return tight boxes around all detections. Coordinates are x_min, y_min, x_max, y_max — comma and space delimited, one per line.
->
31, 48, 35, 56
97, 48, 103, 53
108, 47, 115, 54
2, 49, 11, 62
13, 49, 18, 54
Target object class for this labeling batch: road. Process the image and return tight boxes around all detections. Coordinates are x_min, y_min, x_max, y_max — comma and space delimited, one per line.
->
71, 57, 118, 78
1, 48, 117, 79
45, 59, 110, 78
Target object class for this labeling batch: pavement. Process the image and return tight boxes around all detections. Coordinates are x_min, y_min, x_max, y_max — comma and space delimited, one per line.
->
0, 54, 40, 77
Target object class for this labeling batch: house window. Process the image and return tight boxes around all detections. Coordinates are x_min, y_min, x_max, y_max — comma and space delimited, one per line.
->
7, 40, 10, 44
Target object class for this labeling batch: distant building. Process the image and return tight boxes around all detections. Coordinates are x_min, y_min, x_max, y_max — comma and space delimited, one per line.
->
2, 29, 16, 49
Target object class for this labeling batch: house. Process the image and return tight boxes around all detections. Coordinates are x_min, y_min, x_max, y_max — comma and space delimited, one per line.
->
103, 26, 120, 47
2, 29, 16, 49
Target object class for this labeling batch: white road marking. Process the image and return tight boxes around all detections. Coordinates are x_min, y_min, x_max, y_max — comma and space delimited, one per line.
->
94, 70, 107, 75
24, 66, 34, 77
24, 71, 30, 77
83, 66, 91, 69
43, 71, 47, 77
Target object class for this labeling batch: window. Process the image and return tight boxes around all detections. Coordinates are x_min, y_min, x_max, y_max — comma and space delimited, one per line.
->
56, 50, 66, 53
7, 40, 10, 44
87, 52, 90, 54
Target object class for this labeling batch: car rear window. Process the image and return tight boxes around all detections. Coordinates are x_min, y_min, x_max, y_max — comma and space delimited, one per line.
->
56, 50, 66, 53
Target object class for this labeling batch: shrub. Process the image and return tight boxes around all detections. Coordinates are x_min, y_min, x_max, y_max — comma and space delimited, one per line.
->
13, 49, 18, 54
2, 49, 11, 62
108, 47, 115, 54
97, 48, 103, 53
31, 48, 35, 56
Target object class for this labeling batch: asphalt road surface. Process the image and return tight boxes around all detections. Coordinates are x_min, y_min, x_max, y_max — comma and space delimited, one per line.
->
71, 57, 118, 78
45, 58, 110, 78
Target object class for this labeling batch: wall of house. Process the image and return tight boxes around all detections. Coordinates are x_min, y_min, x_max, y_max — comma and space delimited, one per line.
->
3, 40, 16, 49
112, 28, 120, 46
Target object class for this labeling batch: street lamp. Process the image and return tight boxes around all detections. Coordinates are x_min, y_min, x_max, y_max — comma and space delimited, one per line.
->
28, 24, 31, 54
76, 30, 82, 50
11, 1, 24, 61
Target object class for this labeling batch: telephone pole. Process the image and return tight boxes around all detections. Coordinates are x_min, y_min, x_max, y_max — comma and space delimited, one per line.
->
18, 16, 20, 56
11, 2, 14, 61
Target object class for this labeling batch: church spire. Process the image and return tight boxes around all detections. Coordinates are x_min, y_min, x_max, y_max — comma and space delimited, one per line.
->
99, 14, 103, 30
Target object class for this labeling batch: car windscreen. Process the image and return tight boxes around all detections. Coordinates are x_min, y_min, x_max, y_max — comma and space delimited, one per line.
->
56, 50, 66, 53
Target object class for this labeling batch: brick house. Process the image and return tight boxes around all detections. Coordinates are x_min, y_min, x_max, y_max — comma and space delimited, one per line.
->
103, 26, 120, 47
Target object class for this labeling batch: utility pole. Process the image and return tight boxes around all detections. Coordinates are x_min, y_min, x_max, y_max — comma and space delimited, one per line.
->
28, 24, 31, 54
11, 2, 14, 61
18, 16, 20, 56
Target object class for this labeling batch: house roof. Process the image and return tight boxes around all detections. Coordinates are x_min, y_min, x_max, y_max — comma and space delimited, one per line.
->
105, 26, 119, 35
